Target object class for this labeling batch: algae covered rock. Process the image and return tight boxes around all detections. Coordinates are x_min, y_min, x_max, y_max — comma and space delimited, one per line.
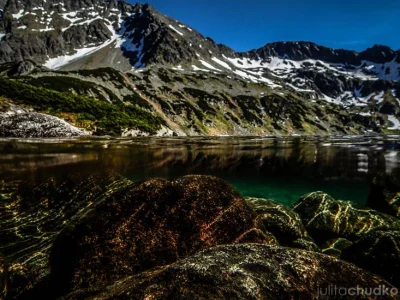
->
341, 231, 400, 288
0, 173, 132, 299
292, 191, 400, 244
0, 254, 6, 300
3, 173, 399, 299
245, 197, 319, 252
321, 238, 353, 258
63, 244, 397, 300
49, 175, 274, 295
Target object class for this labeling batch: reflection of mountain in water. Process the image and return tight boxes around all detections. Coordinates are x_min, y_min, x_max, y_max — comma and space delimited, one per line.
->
1, 137, 399, 183
0, 153, 99, 174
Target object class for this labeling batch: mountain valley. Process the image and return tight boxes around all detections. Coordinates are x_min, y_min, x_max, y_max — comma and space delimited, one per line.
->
0, 0, 399, 136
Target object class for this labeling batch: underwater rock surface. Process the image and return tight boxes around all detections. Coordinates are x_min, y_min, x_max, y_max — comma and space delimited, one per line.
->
50, 175, 273, 295
292, 191, 400, 244
0, 173, 132, 299
0, 254, 6, 300
63, 244, 395, 300
342, 230, 400, 287
321, 237, 353, 257
0, 174, 399, 299
367, 173, 400, 218
245, 197, 319, 252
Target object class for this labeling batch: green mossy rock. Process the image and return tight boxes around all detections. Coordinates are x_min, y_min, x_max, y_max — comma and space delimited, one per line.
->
292, 191, 400, 244
321, 238, 353, 257
245, 197, 320, 252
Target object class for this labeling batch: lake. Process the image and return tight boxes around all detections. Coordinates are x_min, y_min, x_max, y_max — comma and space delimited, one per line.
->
1, 135, 400, 206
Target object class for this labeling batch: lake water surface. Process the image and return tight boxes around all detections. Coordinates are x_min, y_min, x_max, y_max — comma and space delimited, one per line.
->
1, 135, 400, 206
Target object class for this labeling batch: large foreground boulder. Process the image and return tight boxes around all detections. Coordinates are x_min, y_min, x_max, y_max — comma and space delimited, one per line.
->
245, 197, 319, 251
341, 231, 400, 288
292, 191, 400, 244
49, 176, 275, 296
63, 244, 397, 300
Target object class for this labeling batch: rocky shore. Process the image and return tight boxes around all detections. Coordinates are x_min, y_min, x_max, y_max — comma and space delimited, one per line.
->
0, 174, 399, 299
0, 101, 86, 138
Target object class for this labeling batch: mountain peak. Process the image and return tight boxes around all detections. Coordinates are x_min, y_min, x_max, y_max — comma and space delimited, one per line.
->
360, 44, 396, 63
0, 0, 398, 72
246, 41, 360, 64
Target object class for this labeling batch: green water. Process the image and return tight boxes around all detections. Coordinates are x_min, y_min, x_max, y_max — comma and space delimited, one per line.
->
0, 136, 399, 206
229, 177, 367, 206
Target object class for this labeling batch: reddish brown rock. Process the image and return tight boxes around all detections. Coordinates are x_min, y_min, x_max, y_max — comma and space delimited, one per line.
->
49, 175, 275, 296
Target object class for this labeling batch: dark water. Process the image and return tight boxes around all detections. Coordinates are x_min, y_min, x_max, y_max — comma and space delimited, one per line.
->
1, 135, 400, 206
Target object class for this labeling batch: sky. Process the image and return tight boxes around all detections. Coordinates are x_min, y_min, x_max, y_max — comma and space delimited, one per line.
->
135, 0, 400, 52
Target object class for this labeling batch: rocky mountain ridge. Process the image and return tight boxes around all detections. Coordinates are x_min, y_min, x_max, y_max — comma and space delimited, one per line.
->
0, 0, 399, 136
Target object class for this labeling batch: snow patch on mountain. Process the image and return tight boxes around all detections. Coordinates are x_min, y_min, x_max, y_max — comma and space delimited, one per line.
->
233, 69, 258, 82
192, 65, 210, 72
43, 10, 145, 70
172, 65, 184, 71
224, 55, 400, 82
374, 91, 385, 104
44, 45, 106, 69
168, 25, 184, 36
387, 115, 400, 130
359, 57, 400, 81
199, 60, 221, 72
391, 90, 400, 107
12, 9, 24, 19
211, 57, 232, 70
44, 20, 120, 69
322, 90, 380, 107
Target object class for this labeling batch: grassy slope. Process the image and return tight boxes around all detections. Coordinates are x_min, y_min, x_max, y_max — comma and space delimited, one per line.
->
0, 77, 163, 136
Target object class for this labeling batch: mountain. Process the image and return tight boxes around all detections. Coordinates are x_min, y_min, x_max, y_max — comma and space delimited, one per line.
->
0, 0, 399, 137
0, 1, 233, 70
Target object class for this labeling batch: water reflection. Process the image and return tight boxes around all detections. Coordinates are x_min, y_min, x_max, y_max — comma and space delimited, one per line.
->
0, 136, 399, 205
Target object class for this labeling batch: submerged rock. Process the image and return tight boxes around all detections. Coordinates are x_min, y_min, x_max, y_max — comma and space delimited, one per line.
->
292, 191, 400, 244
3, 174, 399, 299
0, 254, 6, 300
0, 173, 132, 299
0, 112, 86, 138
367, 173, 400, 218
245, 197, 319, 252
321, 238, 353, 258
49, 175, 274, 296
341, 231, 400, 288
63, 244, 396, 299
